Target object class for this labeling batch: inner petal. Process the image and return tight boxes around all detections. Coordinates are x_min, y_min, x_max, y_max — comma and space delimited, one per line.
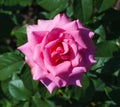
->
61, 42, 69, 55
51, 42, 71, 64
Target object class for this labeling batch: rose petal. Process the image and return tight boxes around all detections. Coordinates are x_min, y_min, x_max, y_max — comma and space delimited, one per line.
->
27, 25, 40, 44
89, 55, 96, 64
68, 67, 85, 87
55, 77, 67, 87
79, 28, 95, 49
69, 67, 86, 77
33, 44, 47, 71
38, 14, 71, 31
61, 42, 69, 54
27, 25, 48, 47
38, 20, 52, 31
32, 64, 46, 80
41, 28, 65, 50
66, 31, 87, 49
71, 53, 81, 67
44, 60, 71, 76
32, 31, 47, 43
18, 43, 34, 67
89, 31, 94, 38
70, 41, 78, 56
61, 20, 78, 31
41, 77, 57, 93
52, 14, 71, 27
54, 61, 71, 76
76, 20, 84, 29
41, 73, 68, 93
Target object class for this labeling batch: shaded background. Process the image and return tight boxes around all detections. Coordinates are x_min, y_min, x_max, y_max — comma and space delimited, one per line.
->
0, 0, 120, 107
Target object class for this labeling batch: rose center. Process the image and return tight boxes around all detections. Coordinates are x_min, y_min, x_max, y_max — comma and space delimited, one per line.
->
51, 43, 70, 64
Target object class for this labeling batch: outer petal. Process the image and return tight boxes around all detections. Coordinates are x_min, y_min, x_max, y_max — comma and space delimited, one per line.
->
31, 64, 46, 80
38, 20, 52, 31
40, 77, 57, 93
27, 25, 48, 47
76, 20, 95, 39
38, 14, 71, 31
76, 20, 84, 29
33, 44, 46, 71
18, 43, 34, 67
53, 14, 71, 27
61, 20, 79, 31
40, 73, 68, 93
79, 28, 95, 48
68, 67, 85, 87
83, 51, 96, 70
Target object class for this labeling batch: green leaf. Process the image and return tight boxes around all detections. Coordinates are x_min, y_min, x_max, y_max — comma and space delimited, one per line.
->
110, 89, 120, 105
0, 52, 25, 81
0, 99, 12, 107
66, 3, 74, 17
92, 57, 111, 73
74, 0, 93, 22
42, 0, 68, 19
98, 0, 115, 13
0, 0, 32, 6
82, 74, 90, 90
23, 102, 29, 107
32, 96, 55, 107
1, 79, 11, 97
9, 79, 31, 101
118, 71, 120, 87
93, 78, 106, 91
36, 0, 68, 12
102, 54, 120, 74
104, 86, 112, 98
12, 25, 27, 46
95, 25, 106, 43
18, 0, 32, 6
96, 41, 118, 57
72, 74, 94, 102
21, 65, 39, 92
81, 0, 93, 22
0, 14, 14, 37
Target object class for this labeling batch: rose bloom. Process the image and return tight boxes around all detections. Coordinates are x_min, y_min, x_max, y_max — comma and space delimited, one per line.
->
18, 14, 96, 93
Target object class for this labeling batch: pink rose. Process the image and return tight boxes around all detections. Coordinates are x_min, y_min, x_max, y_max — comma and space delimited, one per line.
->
18, 14, 96, 93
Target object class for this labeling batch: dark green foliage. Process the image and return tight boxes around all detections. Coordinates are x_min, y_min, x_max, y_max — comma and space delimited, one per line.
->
0, 0, 120, 107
